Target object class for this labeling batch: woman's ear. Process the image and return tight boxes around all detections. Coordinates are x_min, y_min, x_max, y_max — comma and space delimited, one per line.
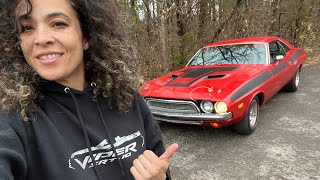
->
83, 39, 89, 50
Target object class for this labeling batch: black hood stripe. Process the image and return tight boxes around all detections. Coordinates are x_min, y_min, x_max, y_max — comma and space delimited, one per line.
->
166, 67, 239, 87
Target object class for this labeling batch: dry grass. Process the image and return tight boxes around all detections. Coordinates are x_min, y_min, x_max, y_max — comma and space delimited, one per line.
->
305, 55, 320, 66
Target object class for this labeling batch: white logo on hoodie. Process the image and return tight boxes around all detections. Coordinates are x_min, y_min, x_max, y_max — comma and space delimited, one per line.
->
68, 131, 144, 170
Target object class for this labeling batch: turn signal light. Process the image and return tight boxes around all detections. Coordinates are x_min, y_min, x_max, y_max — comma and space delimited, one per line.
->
238, 103, 244, 109
211, 123, 220, 128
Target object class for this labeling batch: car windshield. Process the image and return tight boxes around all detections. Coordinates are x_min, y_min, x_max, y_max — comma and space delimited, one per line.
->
187, 43, 267, 65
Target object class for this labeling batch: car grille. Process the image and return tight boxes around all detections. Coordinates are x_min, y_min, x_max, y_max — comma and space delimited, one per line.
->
145, 98, 200, 115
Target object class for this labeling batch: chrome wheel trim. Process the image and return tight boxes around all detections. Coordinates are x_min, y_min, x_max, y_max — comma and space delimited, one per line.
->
295, 70, 300, 87
249, 100, 258, 128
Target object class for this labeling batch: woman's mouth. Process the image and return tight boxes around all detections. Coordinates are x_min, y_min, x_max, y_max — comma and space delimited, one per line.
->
38, 53, 63, 60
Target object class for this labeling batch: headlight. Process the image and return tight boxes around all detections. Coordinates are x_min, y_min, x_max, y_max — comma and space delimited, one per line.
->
200, 101, 214, 113
214, 102, 228, 114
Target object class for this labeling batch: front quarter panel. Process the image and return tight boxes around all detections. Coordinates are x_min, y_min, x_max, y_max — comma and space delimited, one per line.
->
222, 67, 271, 125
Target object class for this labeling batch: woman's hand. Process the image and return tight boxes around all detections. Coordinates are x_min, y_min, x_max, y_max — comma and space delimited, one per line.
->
130, 143, 179, 180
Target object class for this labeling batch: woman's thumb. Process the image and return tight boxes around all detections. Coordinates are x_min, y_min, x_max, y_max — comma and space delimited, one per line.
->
159, 143, 179, 162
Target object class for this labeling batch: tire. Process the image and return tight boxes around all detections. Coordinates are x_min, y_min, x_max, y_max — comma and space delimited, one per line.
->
283, 69, 300, 92
233, 96, 259, 135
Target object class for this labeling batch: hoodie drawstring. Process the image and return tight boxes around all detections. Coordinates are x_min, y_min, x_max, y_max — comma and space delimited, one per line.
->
65, 87, 103, 180
90, 82, 125, 177
65, 84, 126, 179
95, 98, 125, 176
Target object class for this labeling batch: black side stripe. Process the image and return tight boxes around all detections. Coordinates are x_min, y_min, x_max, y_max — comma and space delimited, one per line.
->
271, 56, 290, 76
277, 61, 288, 72
271, 67, 278, 76
272, 50, 301, 75
233, 53, 295, 102
288, 50, 302, 64
230, 70, 271, 102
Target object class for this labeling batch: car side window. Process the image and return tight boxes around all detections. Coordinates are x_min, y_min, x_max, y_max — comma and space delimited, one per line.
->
269, 41, 286, 63
278, 41, 290, 55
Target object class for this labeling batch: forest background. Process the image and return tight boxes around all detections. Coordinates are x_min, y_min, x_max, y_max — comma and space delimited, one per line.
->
116, 0, 320, 79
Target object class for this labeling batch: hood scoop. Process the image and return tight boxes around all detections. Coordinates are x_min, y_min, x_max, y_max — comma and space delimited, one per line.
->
170, 74, 179, 78
205, 74, 225, 79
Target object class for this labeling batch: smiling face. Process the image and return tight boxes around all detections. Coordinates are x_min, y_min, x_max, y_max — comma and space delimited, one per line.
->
16, 0, 89, 90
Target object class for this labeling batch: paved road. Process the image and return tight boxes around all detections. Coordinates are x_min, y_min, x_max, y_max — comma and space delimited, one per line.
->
160, 63, 320, 180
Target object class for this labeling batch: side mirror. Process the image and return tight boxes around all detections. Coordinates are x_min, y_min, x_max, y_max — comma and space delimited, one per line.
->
275, 55, 284, 61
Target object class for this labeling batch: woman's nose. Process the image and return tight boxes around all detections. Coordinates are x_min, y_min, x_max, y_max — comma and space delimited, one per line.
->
34, 27, 55, 46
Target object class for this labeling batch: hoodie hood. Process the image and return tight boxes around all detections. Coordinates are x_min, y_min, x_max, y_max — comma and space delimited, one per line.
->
41, 81, 94, 95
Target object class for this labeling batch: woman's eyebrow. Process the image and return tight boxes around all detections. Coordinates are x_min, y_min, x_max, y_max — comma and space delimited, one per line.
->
46, 12, 71, 21
17, 14, 30, 23
17, 12, 71, 23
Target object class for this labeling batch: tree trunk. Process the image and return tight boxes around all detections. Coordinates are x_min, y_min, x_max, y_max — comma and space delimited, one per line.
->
175, 0, 185, 37
157, 0, 169, 72
293, 0, 304, 46
211, 0, 246, 41
198, 0, 209, 45
142, 0, 152, 38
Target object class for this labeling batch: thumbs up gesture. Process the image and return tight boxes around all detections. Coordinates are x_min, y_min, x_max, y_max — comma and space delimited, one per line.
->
130, 143, 179, 180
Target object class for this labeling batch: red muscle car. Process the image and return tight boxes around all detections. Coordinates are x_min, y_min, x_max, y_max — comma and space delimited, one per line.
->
140, 36, 307, 134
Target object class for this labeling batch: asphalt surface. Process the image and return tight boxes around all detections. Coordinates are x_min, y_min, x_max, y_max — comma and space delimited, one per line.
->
160, 63, 320, 180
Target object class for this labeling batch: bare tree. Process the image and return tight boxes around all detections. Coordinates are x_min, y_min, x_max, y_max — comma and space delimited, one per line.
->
116, 0, 320, 79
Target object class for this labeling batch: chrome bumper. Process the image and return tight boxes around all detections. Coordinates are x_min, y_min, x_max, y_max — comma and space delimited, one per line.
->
151, 111, 232, 125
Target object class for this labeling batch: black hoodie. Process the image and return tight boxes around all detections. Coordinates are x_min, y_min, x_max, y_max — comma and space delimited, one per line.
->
0, 82, 170, 180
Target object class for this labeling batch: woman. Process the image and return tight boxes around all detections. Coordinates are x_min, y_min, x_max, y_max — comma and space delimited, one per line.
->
0, 0, 178, 179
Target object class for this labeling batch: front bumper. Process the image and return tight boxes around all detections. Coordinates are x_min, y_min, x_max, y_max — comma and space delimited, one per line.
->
145, 98, 232, 125
152, 111, 232, 125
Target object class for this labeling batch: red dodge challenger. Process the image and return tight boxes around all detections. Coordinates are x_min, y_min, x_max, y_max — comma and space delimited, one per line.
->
140, 36, 307, 134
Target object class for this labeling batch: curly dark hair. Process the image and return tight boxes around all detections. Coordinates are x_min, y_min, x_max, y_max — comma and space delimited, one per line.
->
0, 0, 141, 121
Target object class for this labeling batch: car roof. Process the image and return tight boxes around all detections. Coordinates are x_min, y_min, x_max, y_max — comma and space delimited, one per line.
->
204, 36, 280, 48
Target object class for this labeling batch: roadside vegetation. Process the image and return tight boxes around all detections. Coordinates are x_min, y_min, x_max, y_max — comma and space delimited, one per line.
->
116, 0, 320, 79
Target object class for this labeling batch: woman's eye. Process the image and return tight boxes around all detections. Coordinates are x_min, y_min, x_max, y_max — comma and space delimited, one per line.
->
52, 21, 68, 27
21, 25, 33, 32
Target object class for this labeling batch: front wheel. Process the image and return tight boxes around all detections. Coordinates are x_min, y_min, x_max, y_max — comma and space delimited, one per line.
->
233, 97, 259, 135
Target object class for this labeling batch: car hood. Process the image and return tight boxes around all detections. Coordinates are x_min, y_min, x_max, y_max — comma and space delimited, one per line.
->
140, 65, 265, 101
